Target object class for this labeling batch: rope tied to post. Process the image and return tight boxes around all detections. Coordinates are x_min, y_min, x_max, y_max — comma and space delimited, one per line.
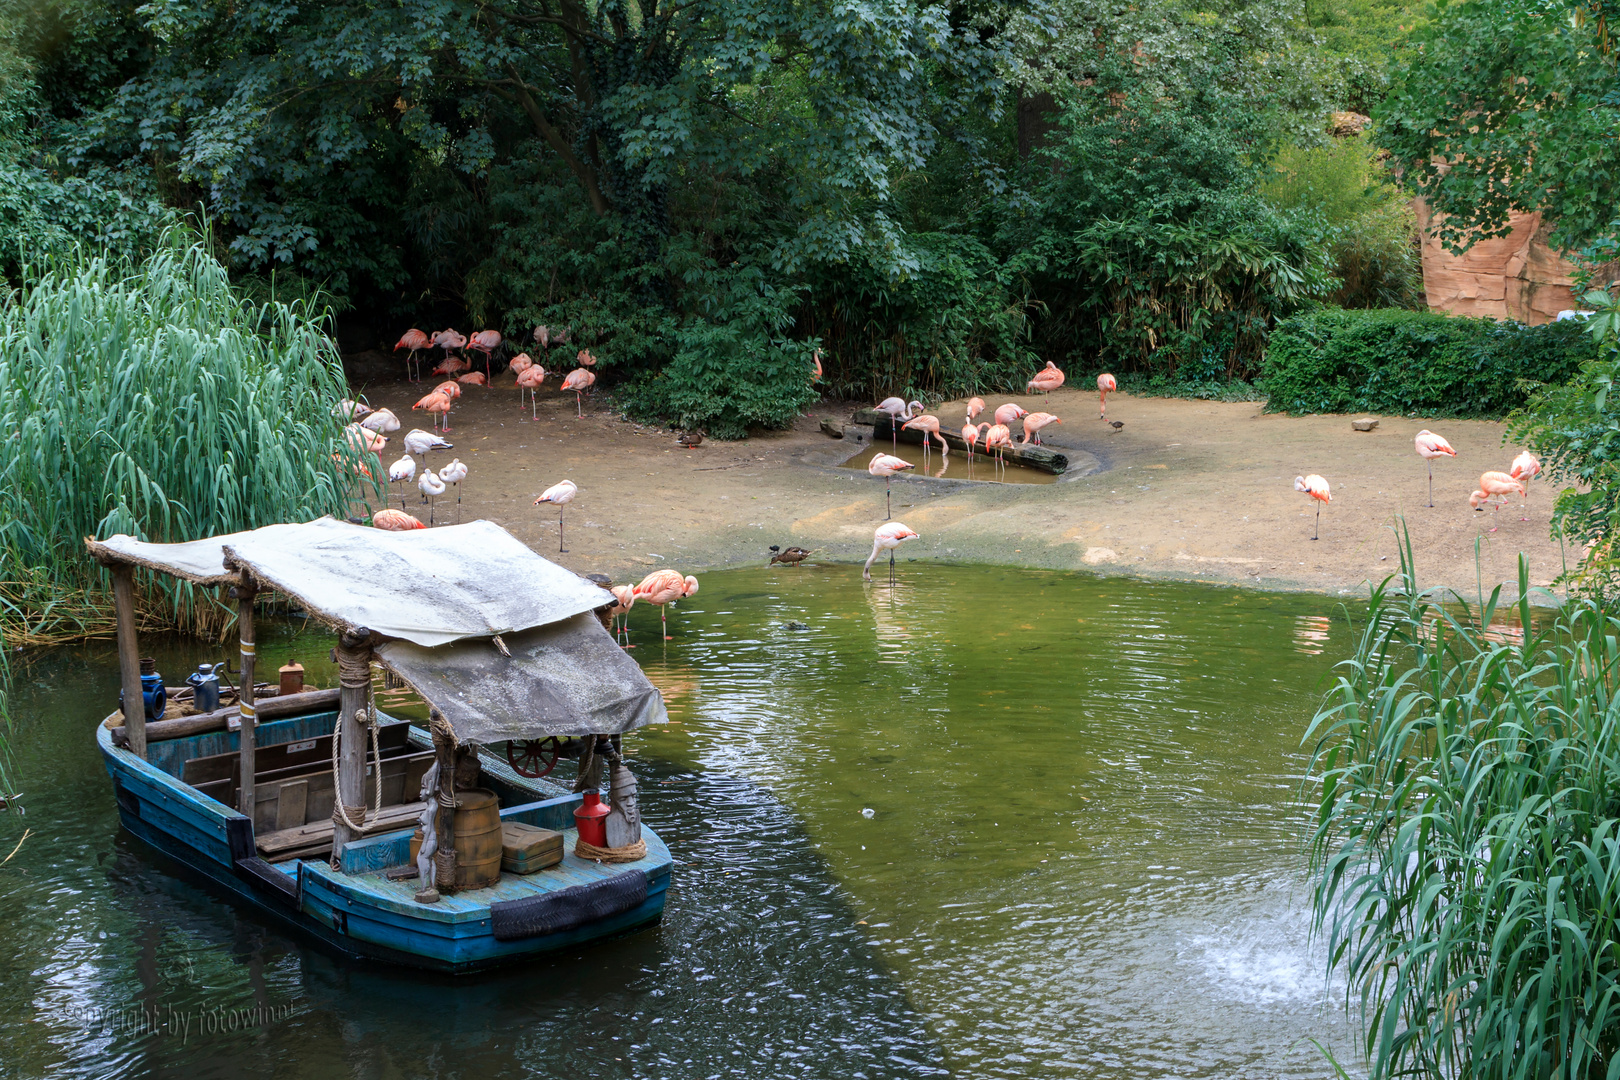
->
331, 646, 382, 835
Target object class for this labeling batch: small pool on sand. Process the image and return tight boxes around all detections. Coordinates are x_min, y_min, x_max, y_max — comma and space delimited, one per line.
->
840, 441, 1058, 484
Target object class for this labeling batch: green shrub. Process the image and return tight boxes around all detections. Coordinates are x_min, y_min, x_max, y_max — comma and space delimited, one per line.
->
1307, 551, 1620, 1079
1262, 308, 1596, 416
616, 266, 818, 440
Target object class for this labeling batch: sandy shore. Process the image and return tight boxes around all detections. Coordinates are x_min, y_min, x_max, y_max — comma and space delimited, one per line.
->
350, 357, 1571, 601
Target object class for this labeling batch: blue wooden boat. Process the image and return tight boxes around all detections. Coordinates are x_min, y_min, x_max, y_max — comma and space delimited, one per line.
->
87, 518, 672, 974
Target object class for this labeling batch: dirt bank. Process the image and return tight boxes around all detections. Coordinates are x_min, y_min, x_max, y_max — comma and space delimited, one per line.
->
350, 357, 1570, 600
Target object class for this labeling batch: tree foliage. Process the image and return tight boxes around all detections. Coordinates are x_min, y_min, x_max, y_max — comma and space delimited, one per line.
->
1379, 0, 1620, 256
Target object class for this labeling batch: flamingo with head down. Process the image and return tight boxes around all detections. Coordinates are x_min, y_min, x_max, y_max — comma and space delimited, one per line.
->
1097, 373, 1117, 418
1295, 474, 1331, 540
901, 413, 949, 466
864, 522, 919, 583
1021, 412, 1061, 446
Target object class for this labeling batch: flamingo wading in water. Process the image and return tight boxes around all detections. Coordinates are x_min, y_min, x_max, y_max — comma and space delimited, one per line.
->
876, 397, 923, 452
1295, 474, 1331, 540
1414, 430, 1457, 507
868, 453, 915, 519
534, 479, 578, 552
902, 413, 949, 467
607, 585, 636, 646
634, 569, 699, 640
864, 522, 920, 584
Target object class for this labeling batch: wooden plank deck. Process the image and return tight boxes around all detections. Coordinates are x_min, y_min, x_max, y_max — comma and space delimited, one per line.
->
299, 825, 672, 924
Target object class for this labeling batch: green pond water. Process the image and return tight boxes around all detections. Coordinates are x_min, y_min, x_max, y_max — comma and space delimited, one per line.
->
0, 564, 1363, 1079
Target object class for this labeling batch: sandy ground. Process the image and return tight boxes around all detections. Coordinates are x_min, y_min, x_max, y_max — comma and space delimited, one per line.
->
349, 355, 1571, 601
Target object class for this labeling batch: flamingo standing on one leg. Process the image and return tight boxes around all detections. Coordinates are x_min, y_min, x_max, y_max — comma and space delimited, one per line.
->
864, 521, 920, 584
633, 569, 699, 640
901, 414, 949, 467
1020, 412, 1061, 446
608, 585, 636, 646
1097, 373, 1117, 419
1511, 450, 1541, 521
876, 397, 923, 452
561, 369, 595, 418
1471, 471, 1526, 530
1026, 362, 1065, 394
438, 458, 468, 523
517, 364, 547, 419
468, 330, 502, 384
387, 454, 416, 510
418, 469, 446, 526
395, 329, 430, 382
1295, 474, 1331, 540
534, 479, 578, 552
403, 428, 453, 467
1414, 430, 1457, 507
868, 453, 914, 520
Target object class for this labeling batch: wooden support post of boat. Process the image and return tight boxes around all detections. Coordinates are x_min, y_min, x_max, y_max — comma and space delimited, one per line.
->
331, 629, 374, 858
233, 571, 260, 816
430, 707, 458, 895
108, 563, 147, 760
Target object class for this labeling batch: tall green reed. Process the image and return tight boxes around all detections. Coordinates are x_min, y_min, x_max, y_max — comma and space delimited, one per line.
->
0, 233, 374, 642
1306, 531, 1620, 1079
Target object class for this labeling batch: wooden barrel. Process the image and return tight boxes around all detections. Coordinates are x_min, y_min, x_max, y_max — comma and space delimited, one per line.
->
453, 788, 503, 889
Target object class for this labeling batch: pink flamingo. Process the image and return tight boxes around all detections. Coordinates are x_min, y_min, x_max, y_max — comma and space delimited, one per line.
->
533, 325, 551, 349
517, 364, 547, 419
864, 522, 920, 583
633, 569, 699, 640
344, 423, 387, 455
412, 391, 453, 432
534, 479, 578, 552
608, 585, 636, 646
431, 328, 467, 367
394, 329, 430, 381
993, 403, 1028, 427
961, 420, 983, 472
983, 423, 1012, 477
1020, 412, 1061, 445
1097, 373, 1117, 418
372, 508, 426, 531
561, 369, 595, 417
876, 397, 923, 452
431, 354, 470, 378
432, 380, 462, 402
1295, 474, 1331, 540
811, 349, 823, 383
966, 396, 985, 424
1511, 450, 1541, 520
457, 371, 487, 388
868, 452, 915, 520
901, 413, 949, 466
577, 348, 597, 367
1414, 430, 1457, 507
510, 352, 533, 376
1027, 362, 1065, 394
1471, 471, 1525, 530
468, 330, 501, 384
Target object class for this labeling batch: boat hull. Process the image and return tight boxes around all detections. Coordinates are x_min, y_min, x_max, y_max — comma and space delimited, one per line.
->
98, 719, 670, 974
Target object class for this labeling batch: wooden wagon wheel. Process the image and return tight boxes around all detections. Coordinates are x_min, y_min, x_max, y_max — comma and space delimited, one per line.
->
506, 737, 563, 778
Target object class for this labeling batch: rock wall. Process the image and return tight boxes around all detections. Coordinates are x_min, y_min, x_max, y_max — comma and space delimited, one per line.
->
1414, 197, 1591, 324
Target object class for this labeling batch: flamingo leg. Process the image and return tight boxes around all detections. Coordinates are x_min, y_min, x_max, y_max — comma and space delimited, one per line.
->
889, 548, 897, 586
558, 507, 567, 553
575, 391, 583, 419
1313, 505, 1320, 541
455, 483, 461, 524
886, 476, 892, 520
663, 605, 671, 641
1427, 459, 1434, 508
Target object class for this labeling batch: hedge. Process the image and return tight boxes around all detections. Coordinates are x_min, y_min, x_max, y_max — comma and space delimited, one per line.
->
1260, 308, 1597, 416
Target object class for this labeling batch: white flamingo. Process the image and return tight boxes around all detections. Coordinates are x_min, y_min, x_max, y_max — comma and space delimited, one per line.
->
864, 522, 920, 583
418, 469, 446, 525
534, 479, 578, 553
387, 454, 416, 510
438, 458, 468, 523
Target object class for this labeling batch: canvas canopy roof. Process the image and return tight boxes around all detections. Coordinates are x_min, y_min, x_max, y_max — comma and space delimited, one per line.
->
86, 517, 667, 740
88, 517, 610, 647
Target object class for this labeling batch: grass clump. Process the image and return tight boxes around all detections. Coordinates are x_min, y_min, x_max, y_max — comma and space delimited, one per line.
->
0, 234, 367, 643
1306, 545, 1620, 1078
